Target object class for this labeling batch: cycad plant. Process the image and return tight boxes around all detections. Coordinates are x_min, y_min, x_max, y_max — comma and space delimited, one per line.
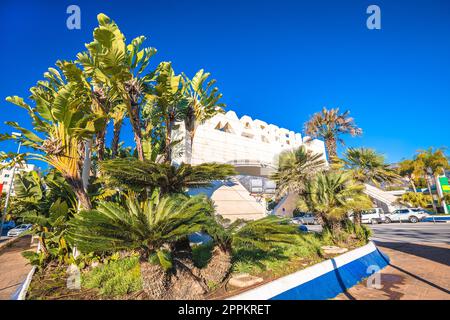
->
67, 193, 214, 269
271, 145, 326, 198
100, 158, 236, 195
297, 171, 372, 235
304, 107, 362, 160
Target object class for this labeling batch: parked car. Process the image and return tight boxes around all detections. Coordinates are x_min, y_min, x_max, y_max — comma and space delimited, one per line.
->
348, 208, 385, 224
292, 213, 318, 225
361, 208, 386, 224
384, 209, 429, 223
7, 224, 32, 237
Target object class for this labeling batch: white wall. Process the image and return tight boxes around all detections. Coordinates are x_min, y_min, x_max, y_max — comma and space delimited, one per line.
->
173, 110, 327, 166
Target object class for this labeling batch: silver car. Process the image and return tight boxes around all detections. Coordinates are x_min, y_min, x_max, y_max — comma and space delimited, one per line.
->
292, 214, 318, 225
385, 209, 429, 223
7, 224, 32, 237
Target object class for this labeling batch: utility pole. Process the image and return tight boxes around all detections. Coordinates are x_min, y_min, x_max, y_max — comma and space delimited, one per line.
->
0, 133, 22, 238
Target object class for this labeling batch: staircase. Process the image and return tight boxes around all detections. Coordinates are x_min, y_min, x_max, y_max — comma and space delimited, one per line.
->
364, 183, 400, 213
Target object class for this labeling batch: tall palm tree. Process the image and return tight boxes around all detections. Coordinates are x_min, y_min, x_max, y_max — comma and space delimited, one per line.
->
182, 69, 225, 164
270, 146, 326, 199
414, 147, 449, 212
342, 147, 400, 186
304, 107, 362, 160
397, 159, 418, 193
340, 147, 400, 224
297, 171, 372, 235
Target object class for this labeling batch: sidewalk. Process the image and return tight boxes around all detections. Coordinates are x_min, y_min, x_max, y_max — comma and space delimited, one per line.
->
335, 241, 450, 300
0, 236, 33, 300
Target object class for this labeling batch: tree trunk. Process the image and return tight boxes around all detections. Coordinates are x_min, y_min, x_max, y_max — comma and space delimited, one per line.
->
165, 117, 173, 164
95, 128, 106, 162
199, 246, 232, 285
130, 103, 144, 161
354, 210, 362, 225
410, 178, 417, 193
111, 118, 123, 159
68, 177, 92, 210
426, 176, 437, 213
325, 137, 337, 161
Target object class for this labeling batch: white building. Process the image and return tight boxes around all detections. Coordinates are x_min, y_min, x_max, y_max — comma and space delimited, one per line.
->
173, 110, 327, 174
0, 162, 39, 196
173, 110, 327, 221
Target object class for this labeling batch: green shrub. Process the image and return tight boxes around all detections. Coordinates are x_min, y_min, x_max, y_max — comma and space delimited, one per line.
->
232, 233, 324, 276
82, 256, 142, 297
192, 242, 214, 268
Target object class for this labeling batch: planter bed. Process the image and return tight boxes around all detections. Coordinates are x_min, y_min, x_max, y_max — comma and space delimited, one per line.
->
227, 241, 389, 300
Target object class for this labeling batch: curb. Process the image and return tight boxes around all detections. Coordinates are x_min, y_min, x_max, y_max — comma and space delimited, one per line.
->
0, 236, 21, 253
11, 266, 36, 300
227, 241, 389, 300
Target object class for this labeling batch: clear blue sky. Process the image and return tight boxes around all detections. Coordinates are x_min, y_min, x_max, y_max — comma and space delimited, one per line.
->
1, 0, 449, 165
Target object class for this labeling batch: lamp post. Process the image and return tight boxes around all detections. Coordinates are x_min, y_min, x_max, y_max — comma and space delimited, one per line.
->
0, 133, 22, 238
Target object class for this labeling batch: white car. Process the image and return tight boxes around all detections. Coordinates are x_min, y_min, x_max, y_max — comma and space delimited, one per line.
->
385, 209, 429, 223
7, 224, 32, 237
361, 208, 386, 224
291, 214, 318, 225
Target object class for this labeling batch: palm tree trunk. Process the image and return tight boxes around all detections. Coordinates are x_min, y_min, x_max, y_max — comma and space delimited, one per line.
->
67, 177, 92, 210
111, 118, 123, 159
426, 176, 437, 213
130, 103, 144, 161
410, 178, 417, 193
95, 128, 106, 162
325, 137, 337, 160
165, 116, 173, 164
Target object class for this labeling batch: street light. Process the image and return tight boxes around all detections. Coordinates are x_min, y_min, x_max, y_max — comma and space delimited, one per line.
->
0, 132, 22, 238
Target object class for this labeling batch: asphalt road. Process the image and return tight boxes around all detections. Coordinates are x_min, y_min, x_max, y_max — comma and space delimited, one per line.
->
307, 222, 450, 245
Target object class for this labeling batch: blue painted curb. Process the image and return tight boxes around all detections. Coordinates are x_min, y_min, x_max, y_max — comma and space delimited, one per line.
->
228, 242, 389, 300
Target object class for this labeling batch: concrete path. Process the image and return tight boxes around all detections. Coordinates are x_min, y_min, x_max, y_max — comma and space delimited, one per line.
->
335, 241, 450, 300
0, 236, 33, 300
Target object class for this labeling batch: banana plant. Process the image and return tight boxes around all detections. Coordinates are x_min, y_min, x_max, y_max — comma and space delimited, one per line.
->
182, 69, 225, 164
145, 62, 188, 163
3, 61, 104, 210
77, 13, 157, 161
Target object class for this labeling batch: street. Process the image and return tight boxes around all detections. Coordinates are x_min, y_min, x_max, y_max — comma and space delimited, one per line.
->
334, 222, 450, 300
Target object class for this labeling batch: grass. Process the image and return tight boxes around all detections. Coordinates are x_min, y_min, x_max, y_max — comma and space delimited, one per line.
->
232, 232, 328, 277
82, 256, 142, 297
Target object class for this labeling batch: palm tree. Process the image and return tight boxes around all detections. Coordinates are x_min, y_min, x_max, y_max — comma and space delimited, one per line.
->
397, 159, 419, 193
297, 171, 372, 235
182, 70, 225, 163
397, 192, 432, 208
342, 148, 400, 186
414, 147, 449, 212
100, 158, 237, 195
270, 146, 326, 199
304, 107, 362, 160
4, 62, 102, 210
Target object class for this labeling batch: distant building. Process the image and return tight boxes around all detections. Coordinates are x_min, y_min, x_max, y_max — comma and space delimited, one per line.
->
0, 162, 39, 196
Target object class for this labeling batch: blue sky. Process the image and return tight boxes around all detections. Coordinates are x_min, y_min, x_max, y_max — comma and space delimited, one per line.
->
1, 0, 449, 166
